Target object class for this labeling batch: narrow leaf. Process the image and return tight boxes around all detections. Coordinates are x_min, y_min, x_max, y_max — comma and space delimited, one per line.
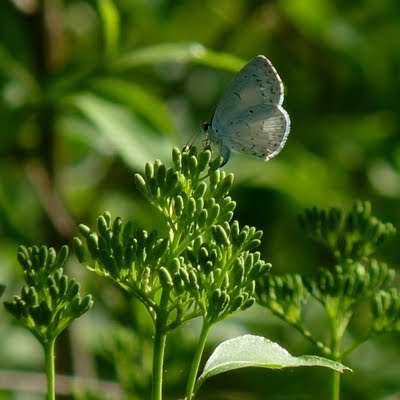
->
113, 42, 244, 72
72, 92, 171, 169
97, 0, 120, 61
90, 77, 177, 137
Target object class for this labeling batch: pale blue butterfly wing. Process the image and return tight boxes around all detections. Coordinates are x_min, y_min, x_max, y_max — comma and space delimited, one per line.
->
205, 55, 290, 164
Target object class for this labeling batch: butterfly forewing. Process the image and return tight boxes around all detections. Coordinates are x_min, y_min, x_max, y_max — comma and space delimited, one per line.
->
206, 54, 290, 164
211, 55, 284, 131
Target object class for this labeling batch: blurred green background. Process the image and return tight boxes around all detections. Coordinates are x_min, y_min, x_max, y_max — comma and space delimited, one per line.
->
0, 0, 399, 399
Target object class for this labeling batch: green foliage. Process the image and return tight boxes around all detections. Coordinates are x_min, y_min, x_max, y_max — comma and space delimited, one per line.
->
196, 334, 350, 394
75, 147, 270, 329
372, 289, 400, 334
4, 245, 93, 345
257, 202, 399, 362
1, 0, 400, 398
298, 201, 396, 261
74, 146, 273, 399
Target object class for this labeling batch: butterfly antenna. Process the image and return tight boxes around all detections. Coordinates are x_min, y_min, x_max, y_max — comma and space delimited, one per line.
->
182, 130, 201, 153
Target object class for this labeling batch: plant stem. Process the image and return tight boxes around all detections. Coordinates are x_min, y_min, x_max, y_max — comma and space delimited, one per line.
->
185, 321, 210, 400
44, 338, 56, 400
331, 370, 340, 400
329, 317, 341, 400
151, 290, 170, 400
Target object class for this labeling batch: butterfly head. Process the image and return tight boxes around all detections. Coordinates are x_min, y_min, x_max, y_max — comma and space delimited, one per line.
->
202, 121, 210, 132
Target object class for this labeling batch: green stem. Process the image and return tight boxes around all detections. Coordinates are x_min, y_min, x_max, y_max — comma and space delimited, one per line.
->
185, 321, 211, 400
151, 290, 170, 400
44, 338, 56, 400
331, 370, 340, 400
329, 317, 341, 400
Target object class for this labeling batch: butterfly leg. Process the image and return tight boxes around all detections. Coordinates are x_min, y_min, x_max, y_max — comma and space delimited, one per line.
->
220, 144, 231, 166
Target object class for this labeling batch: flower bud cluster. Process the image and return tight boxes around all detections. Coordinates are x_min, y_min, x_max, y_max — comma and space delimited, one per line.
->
74, 147, 271, 328
298, 201, 396, 261
74, 212, 170, 298
256, 274, 308, 326
372, 289, 400, 333
305, 260, 395, 312
4, 245, 93, 344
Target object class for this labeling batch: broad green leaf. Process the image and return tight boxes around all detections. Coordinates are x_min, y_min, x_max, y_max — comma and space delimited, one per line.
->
90, 77, 177, 138
195, 335, 351, 393
113, 42, 244, 72
97, 0, 120, 61
71, 92, 172, 169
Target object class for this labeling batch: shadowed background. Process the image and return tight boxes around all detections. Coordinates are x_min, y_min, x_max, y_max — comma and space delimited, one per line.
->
0, 0, 399, 399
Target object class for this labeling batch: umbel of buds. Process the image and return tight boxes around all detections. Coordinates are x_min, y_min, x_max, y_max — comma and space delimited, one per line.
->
74, 146, 271, 330
4, 245, 93, 345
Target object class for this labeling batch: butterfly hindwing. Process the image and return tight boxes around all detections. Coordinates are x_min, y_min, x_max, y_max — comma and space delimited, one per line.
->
223, 104, 290, 160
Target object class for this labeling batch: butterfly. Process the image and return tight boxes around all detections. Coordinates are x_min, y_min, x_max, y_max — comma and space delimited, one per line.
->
203, 55, 290, 165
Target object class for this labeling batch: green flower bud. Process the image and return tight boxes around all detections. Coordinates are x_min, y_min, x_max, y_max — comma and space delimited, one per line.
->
208, 203, 220, 224
173, 273, 185, 293
73, 238, 85, 263
49, 285, 59, 302
231, 294, 245, 312
174, 195, 184, 216
170, 258, 180, 274
145, 231, 157, 252
241, 297, 255, 310
165, 169, 178, 195
17, 249, 30, 270
186, 248, 197, 266
198, 209, 208, 228
193, 182, 207, 199
209, 156, 223, 171
189, 270, 200, 291
204, 261, 213, 274
79, 224, 91, 238
145, 162, 154, 181
39, 246, 48, 270
148, 177, 158, 197
159, 267, 174, 289
198, 247, 209, 266
209, 170, 220, 188
198, 150, 211, 172
87, 233, 99, 258
154, 238, 169, 259
189, 155, 198, 177
242, 239, 260, 251
97, 215, 109, 237
134, 174, 148, 197
232, 258, 245, 284
179, 267, 190, 286
214, 174, 234, 200
187, 197, 196, 218
212, 225, 230, 246
172, 147, 182, 170
67, 280, 80, 301
157, 163, 167, 191
53, 245, 68, 271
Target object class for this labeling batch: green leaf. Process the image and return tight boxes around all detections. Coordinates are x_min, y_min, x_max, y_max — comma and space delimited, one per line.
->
113, 42, 244, 72
90, 77, 177, 137
71, 92, 172, 169
97, 0, 120, 61
195, 335, 351, 393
